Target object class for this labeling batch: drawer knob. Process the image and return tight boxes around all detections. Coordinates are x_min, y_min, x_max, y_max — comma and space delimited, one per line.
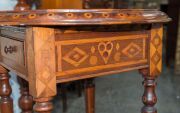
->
4, 46, 17, 54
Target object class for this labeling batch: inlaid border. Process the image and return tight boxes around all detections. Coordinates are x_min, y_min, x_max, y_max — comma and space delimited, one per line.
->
0, 9, 171, 26
56, 33, 148, 76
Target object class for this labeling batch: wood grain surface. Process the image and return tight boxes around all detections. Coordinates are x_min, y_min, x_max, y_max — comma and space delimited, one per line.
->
0, 9, 170, 26
56, 30, 149, 82
150, 24, 163, 76
0, 8, 170, 113
26, 27, 56, 98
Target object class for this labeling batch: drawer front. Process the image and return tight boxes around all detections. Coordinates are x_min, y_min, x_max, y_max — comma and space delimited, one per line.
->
0, 36, 24, 66
56, 31, 149, 79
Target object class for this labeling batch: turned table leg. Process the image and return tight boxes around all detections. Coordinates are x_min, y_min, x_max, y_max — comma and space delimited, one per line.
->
18, 77, 33, 113
0, 66, 13, 113
60, 84, 67, 113
76, 80, 83, 97
139, 69, 157, 113
34, 97, 54, 113
85, 79, 95, 113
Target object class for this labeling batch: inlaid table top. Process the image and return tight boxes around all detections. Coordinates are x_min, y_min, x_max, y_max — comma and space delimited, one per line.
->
0, 9, 170, 25
0, 9, 170, 113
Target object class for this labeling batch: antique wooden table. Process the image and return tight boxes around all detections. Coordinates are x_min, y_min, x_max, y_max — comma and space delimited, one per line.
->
0, 9, 170, 113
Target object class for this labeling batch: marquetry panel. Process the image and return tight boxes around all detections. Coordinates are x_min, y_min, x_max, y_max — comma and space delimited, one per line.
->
150, 24, 163, 76
26, 27, 56, 98
56, 31, 149, 77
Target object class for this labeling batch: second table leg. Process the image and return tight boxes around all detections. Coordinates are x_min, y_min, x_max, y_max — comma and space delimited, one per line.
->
18, 77, 33, 113
139, 68, 157, 113
0, 66, 13, 113
85, 78, 95, 113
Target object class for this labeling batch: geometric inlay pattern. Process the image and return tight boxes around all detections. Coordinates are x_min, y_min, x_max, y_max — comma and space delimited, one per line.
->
150, 24, 163, 76
0, 9, 170, 26
63, 47, 89, 67
152, 33, 161, 49
35, 51, 56, 97
27, 27, 57, 98
122, 42, 142, 58
58, 33, 148, 75
151, 51, 161, 65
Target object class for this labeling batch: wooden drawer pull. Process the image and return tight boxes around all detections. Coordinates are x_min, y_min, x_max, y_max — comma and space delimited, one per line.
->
4, 46, 17, 54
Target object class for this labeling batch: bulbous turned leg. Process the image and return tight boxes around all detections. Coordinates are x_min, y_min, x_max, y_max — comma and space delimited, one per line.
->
34, 97, 53, 113
139, 69, 157, 113
85, 78, 95, 113
0, 66, 13, 113
18, 77, 33, 113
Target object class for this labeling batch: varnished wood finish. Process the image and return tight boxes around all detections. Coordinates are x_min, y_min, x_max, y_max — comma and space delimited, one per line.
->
0, 36, 25, 67
0, 26, 27, 80
0, 9, 170, 113
149, 24, 163, 76
40, 0, 83, 9
18, 77, 33, 113
0, 9, 170, 26
0, 66, 13, 113
56, 30, 149, 82
34, 98, 53, 113
139, 68, 157, 113
85, 79, 95, 113
26, 27, 56, 98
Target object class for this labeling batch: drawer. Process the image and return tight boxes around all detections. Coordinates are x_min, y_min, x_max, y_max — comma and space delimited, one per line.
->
0, 36, 25, 66
55, 31, 149, 79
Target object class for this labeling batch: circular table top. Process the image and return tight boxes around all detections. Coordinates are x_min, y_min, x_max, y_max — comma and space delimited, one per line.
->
0, 9, 171, 26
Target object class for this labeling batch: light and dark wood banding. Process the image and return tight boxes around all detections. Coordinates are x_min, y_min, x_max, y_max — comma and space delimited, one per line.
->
0, 9, 170, 113
0, 9, 171, 26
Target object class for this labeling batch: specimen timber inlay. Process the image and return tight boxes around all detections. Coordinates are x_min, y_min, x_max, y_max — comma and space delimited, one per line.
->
0, 9, 170, 25
56, 31, 148, 77
150, 24, 163, 76
0, 9, 170, 113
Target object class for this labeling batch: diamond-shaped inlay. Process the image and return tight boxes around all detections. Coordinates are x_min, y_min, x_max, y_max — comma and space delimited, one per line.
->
151, 51, 161, 65
122, 43, 142, 58
39, 67, 51, 82
152, 33, 161, 48
36, 79, 46, 97
63, 47, 88, 67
